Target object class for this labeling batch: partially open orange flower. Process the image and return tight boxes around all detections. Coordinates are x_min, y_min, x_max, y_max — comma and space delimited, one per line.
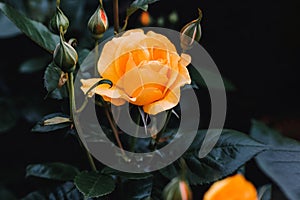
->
81, 29, 191, 115
203, 174, 258, 200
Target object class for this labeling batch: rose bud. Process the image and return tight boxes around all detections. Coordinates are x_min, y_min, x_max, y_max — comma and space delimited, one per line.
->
53, 37, 78, 73
140, 11, 151, 26
88, 5, 109, 39
49, 6, 69, 34
180, 8, 202, 51
163, 177, 192, 200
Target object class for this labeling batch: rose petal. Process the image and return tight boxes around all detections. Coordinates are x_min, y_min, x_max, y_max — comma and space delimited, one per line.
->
176, 53, 192, 86
102, 96, 126, 106
143, 87, 180, 115
120, 67, 143, 97
164, 52, 181, 93
98, 30, 147, 75
152, 47, 169, 61
81, 78, 135, 105
80, 78, 101, 97
133, 87, 163, 106
164, 53, 191, 94
141, 54, 190, 115
139, 63, 169, 87
101, 60, 121, 84
113, 53, 129, 78
94, 84, 135, 101
122, 29, 144, 36
125, 52, 137, 72
131, 48, 150, 65
180, 53, 192, 69
146, 31, 177, 53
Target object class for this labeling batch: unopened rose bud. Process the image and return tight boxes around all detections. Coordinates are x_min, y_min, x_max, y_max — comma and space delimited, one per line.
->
163, 177, 192, 200
180, 8, 202, 51
140, 11, 151, 26
88, 5, 108, 39
49, 6, 69, 34
53, 37, 78, 73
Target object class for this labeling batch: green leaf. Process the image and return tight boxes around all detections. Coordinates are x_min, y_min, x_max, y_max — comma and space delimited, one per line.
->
0, 11, 21, 38
101, 167, 152, 180
43, 62, 68, 100
21, 182, 82, 200
31, 113, 71, 132
51, 86, 69, 100
0, 3, 59, 53
26, 163, 79, 181
150, 172, 170, 200
159, 164, 178, 181
44, 62, 62, 93
43, 116, 71, 125
188, 65, 236, 91
127, 0, 159, 17
19, 56, 50, 74
121, 178, 153, 200
161, 129, 266, 185
258, 184, 272, 200
186, 130, 266, 184
0, 98, 18, 133
250, 120, 300, 200
74, 171, 115, 199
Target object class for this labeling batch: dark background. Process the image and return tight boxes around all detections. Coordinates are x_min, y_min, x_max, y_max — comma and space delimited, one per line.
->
0, 0, 300, 198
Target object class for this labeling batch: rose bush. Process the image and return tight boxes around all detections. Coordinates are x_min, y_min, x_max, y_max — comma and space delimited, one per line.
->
81, 29, 191, 115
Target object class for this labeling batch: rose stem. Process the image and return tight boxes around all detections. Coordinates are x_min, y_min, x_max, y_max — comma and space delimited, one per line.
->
150, 110, 172, 150
107, 0, 127, 157
121, 16, 129, 32
67, 71, 97, 171
104, 105, 125, 155
113, 0, 119, 34
179, 158, 188, 180
94, 40, 99, 76
60, 21, 97, 171
130, 115, 141, 152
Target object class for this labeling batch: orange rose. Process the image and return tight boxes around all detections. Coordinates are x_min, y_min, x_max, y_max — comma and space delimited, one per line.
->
81, 29, 191, 115
203, 174, 258, 200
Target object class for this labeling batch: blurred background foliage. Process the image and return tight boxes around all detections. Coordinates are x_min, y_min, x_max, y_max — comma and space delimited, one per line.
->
0, 0, 300, 199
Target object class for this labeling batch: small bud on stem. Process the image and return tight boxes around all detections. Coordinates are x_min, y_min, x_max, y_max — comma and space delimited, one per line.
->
163, 177, 193, 200
53, 31, 78, 73
180, 8, 203, 52
49, 6, 69, 35
88, 5, 109, 39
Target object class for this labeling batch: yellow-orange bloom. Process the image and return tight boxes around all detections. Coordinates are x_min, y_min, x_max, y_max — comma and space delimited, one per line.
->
203, 174, 257, 200
81, 29, 191, 115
